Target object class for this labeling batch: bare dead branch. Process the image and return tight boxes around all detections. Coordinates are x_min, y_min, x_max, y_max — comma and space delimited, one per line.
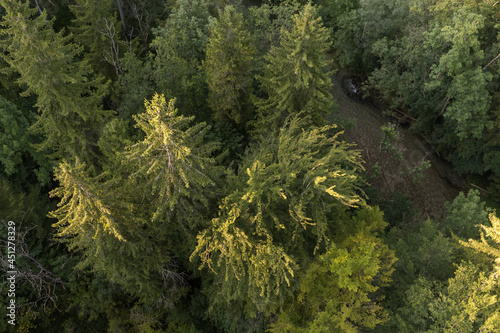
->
483, 53, 500, 71
1, 219, 68, 312
95, 18, 124, 76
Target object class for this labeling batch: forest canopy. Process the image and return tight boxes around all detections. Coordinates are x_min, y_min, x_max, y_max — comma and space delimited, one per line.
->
0, 0, 499, 332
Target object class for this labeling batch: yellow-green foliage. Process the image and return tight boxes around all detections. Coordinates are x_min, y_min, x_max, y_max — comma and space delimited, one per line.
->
50, 93, 222, 306
192, 116, 365, 318
270, 207, 396, 333
462, 212, 500, 272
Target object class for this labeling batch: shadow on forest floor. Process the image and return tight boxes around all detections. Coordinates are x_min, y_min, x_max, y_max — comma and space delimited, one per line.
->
330, 67, 464, 220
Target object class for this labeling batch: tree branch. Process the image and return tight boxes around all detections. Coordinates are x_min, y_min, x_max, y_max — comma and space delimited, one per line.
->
116, 0, 127, 32
33, 0, 43, 15
0, 221, 68, 312
483, 53, 500, 71
438, 96, 451, 116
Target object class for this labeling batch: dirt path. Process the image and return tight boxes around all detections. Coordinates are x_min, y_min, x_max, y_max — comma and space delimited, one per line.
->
331, 68, 462, 220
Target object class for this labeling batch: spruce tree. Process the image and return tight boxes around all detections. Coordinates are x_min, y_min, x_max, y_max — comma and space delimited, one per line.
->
122, 93, 221, 235
203, 5, 255, 124
254, 2, 334, 134
0, 0, 112, 162
48, 158, 179, 307
151, 0, 213, 117
50, 94, 222, 306
192, 116, 364, 320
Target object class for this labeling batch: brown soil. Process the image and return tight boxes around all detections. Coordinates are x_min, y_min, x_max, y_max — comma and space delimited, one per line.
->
330, 68, 462, 220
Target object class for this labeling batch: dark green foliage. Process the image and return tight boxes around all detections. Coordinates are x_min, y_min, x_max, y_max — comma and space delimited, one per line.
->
205, 121, 245, 166
151, 0, 212, 120
114, 52, 155, 119
332, 0, 410, 73
70, 0, 124, 80
116, 0, 168, 53
424, 8, 493, 140
387, 218, 456, 285
364, 0, 500, 186
0, 178, 78, 332
204, 5, 255, 124
316, 0, 359, 31
49, 159, 159, 300
391, 213, 500, 332
192, 116, 365, 323
254, 2, 334, 134
158, 0, 213, 63
97, 117, 133, 163
443, 189, 491, 240
3, 1, 500, 331
0, 96, 51, 185
378, 218, 456, 330
0, 0, 113, 162
247, 1, 302, 76
377, 191, 418, 228
50, 93, 223, 308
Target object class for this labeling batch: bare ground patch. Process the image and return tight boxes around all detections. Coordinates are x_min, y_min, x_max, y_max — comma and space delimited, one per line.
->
330, 68, 462, 220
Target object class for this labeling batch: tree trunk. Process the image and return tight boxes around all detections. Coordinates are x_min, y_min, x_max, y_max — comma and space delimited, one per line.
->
117, 0, 127, 32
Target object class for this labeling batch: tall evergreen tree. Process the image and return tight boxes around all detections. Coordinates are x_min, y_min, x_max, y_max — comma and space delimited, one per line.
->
203, 5, 255, 124
49, 158, 179, 306
192, 116, 364, 321
0, 0, 112, 162
151, 0, 213, 118
122, 93, 221, 238
50, 93, 222, 306
254, 2, 334, 134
